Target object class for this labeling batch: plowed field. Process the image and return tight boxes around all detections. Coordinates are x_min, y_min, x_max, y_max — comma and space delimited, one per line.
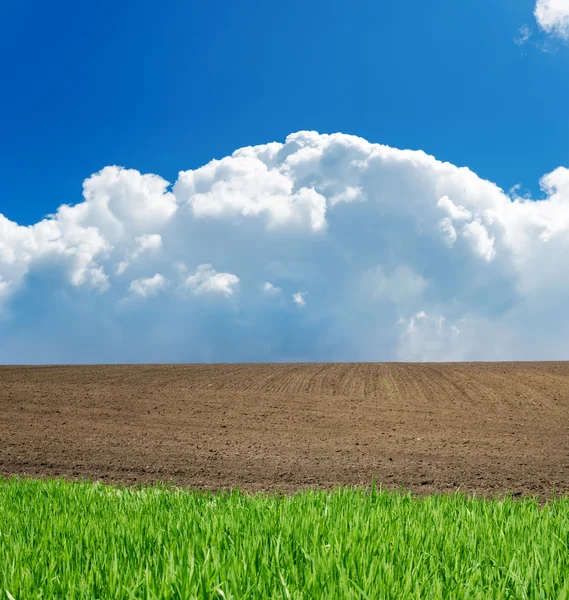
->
1, 363, 569, 497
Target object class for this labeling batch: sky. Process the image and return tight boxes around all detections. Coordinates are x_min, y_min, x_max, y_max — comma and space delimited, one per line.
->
1, 0, 569, 363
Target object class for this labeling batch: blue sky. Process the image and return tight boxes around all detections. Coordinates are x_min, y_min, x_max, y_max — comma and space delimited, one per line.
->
1, 0, 569, 363
1, 0, 568, 225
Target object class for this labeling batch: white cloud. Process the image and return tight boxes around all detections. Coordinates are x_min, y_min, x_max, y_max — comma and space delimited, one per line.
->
462, 220, 496, 262
134, 233, 162, 254
78, 166, 177, 239
263, 281, 282, 295
115, 261, 129, 276
3, 131, 569, 361
535, 0, 569, 39
174, 155, 327, 231
185, 264, 239, 297
329, 186, 365, 207
116, 233, 162, 275
439, 217, 458, 246
437, 195, 472, 221
0, 166, 175, 298
292, 292, 307, 307
129, 273, 167, 298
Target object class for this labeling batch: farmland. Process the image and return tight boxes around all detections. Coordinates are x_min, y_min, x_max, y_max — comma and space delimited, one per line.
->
1, 362, 569, 496
2, 362, 569, 597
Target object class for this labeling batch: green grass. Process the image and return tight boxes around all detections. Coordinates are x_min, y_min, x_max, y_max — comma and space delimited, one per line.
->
1, 478, 569, 599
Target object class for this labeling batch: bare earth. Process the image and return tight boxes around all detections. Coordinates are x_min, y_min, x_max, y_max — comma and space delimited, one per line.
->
1, 363, 569, 498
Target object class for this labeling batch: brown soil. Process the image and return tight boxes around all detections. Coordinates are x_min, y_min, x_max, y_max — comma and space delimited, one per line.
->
1, 363, 569, 498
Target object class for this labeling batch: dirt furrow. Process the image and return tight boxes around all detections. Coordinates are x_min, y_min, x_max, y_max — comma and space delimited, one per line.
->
1, 363, 569, 497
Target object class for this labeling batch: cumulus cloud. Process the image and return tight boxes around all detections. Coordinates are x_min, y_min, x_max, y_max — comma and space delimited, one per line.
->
462, 220, 496, 262
439, 217, 458, 247
129, 273, 167, 298
329, 186, 365, 207
185, 264, 239, 297
437, 196, 472, 221
535, 0, 569, 39
292, 292, 307, 307
2, 131, 569, 362
116, 233, 162, 275
174, 155, 327, 231
263, 281, 282, 295
134, 233, 162, 255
